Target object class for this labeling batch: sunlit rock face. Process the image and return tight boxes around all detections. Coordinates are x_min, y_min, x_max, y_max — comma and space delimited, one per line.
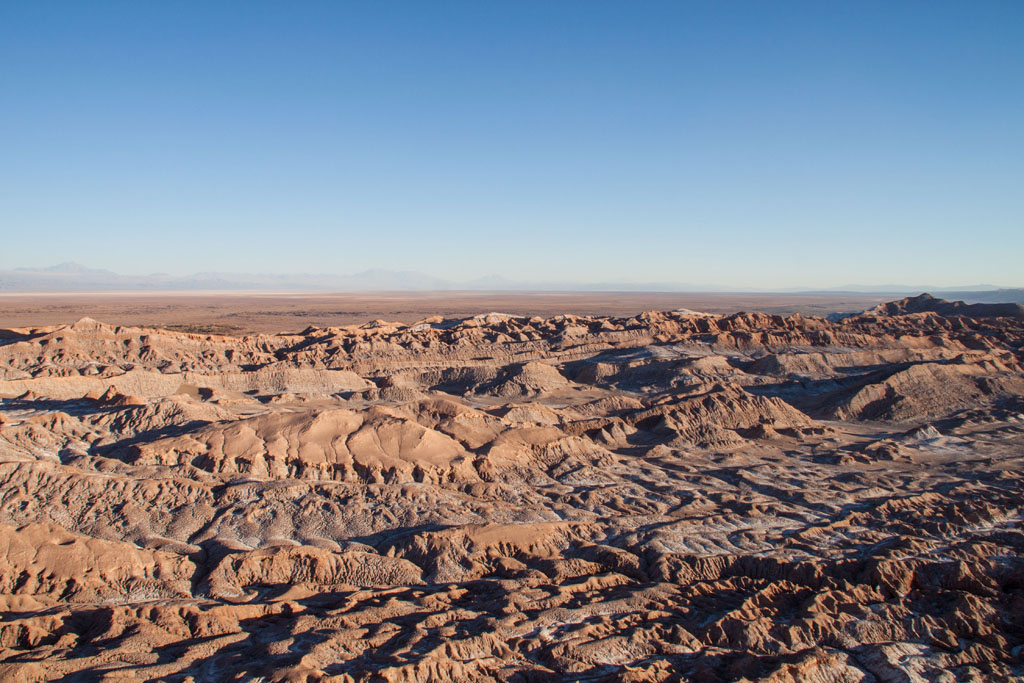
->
1, 298, 1022, 681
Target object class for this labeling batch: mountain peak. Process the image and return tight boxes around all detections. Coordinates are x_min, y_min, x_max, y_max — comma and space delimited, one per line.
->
866, 293, 1024, 319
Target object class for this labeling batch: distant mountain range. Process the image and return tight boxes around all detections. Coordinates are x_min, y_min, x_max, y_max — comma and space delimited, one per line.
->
1, 263, 1021, 303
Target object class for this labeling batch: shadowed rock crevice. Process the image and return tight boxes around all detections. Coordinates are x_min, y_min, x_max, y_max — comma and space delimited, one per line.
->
0, 299, 1022, 680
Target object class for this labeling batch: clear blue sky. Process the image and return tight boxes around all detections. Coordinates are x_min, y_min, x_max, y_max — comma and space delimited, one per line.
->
2, 1, 1022, 288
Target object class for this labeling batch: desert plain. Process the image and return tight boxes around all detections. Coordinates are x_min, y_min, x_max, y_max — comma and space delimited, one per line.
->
0, 291, 899, 335
0, 292, 1022, 681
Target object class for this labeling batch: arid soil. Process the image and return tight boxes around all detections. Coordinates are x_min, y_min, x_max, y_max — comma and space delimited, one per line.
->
0, 291, 895, 334
0, 297, 1022, 681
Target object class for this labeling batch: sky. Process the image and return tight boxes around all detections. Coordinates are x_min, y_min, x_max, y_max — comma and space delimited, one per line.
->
1, 1, 1022, 289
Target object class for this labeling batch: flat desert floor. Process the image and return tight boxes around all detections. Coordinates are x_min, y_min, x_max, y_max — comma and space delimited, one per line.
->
0, 291, 892, 334
0, 294, 1021, 681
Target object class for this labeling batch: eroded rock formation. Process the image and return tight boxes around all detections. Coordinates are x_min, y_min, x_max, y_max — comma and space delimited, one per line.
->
0, 300, 1022, 681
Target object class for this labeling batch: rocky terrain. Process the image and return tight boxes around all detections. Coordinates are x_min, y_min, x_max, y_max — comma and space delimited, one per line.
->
0, 296, 1022, 682
864, 293, 1024, 321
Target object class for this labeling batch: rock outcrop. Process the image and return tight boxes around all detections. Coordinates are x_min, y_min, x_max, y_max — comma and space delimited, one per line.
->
0, 301, 1022, 681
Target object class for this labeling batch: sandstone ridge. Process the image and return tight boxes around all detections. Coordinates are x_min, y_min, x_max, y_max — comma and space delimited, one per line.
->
0, 301, 1022, 681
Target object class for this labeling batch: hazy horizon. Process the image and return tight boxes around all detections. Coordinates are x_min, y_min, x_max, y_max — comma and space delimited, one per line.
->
3, 2, 1022, 288
1, 260, 1021, 294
